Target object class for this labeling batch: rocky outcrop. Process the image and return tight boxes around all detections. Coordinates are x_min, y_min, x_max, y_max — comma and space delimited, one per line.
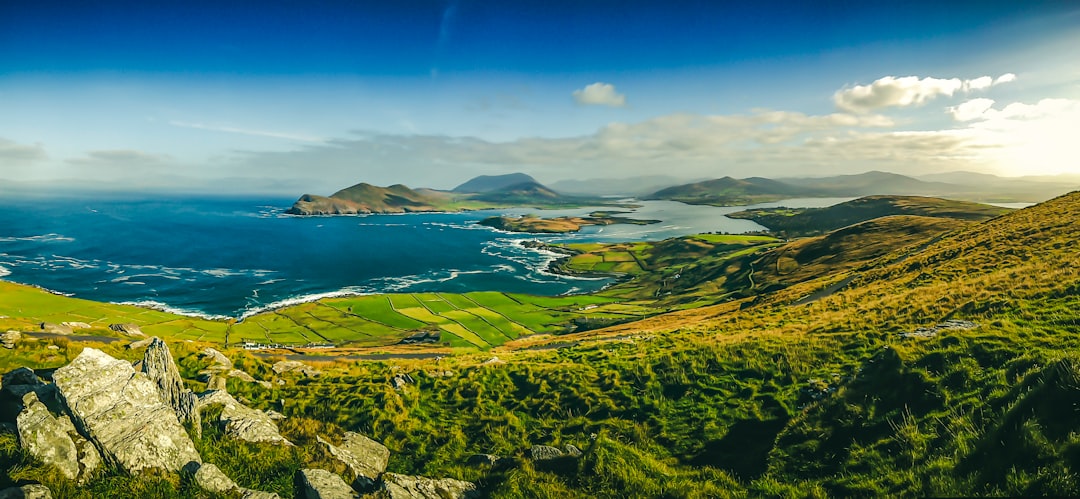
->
52, 348, 201, 473
126, 337, 154, 350
108, 323, 145, 337
200, 347, 233, 368
272, 360, 321, 377
197, 348, 270, 390
0, 484, 53, 499
390, 373, 414, 391
16, 391, 80, 481
317, 432, 389, 490
295, 468, 358, 499
377, 473, 478, 499
2, 331, 20, 349
140, 338, 201, 432
197, 390, 292, 446
61, 322, 92, 330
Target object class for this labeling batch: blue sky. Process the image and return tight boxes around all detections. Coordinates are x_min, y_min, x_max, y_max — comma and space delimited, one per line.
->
2, 0, 1078, 193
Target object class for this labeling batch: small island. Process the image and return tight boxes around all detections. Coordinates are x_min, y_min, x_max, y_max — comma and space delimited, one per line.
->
477, 211, 661, 233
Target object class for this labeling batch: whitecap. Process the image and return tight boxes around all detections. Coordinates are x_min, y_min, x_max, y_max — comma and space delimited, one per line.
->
0, 266, 10, 278
238, 287, 371, 319
119, 300, 232, 321
0, 233, 74, 243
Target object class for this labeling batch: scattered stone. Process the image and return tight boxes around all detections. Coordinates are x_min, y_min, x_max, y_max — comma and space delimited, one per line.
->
390, 373, 415, 390
2, 331, 21, 349
46, 345, 60, 351
425, 370, 454, 378
16, 391, 80, 481
900, 319, 979, 339
295, 468, 358, 499
198, 390, 292, 446
564, 444, 583, 457
527, 445, 565, 461
108, 323, 145, 337
126, 337, 155, 350
377, 473, 478, 499
0, 484, 53, 499
140, 338, 201, 432
61, 322, 92, 330
272, 360, 321, 377
39, 322, 73, 335
481, 356, 504, 365
317, 432, 389, 490
464, 454, 499, 467
52, 348, 202, 473
265, 410, 286, 421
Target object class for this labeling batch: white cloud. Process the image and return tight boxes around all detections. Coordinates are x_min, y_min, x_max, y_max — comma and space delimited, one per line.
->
169, 121, 324, 143
949, 98, 1080, 175
834, 73, 1019, 113
572, 82, 627, 108
949, 98, 997, 122
0, 138, 47, 163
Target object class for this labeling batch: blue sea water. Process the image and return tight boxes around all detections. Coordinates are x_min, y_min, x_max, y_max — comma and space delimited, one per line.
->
0, 194, 848, 319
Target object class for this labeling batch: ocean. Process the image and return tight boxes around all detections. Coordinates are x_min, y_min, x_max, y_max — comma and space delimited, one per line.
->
0, 194, 849, 319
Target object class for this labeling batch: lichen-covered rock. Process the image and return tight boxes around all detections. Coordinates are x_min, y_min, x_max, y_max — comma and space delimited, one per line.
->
527, 445, 564, 461
52, 348, 201, 473
295, 468, 358, 499
140, 338, 201, 432
377, 473, 478, 499
198, 390, 292, 446
317, 432, 389, 490
0, 483, 53, 499
126, 337, 154, 350
564, 444, 583, 457
16, 391, 79, 481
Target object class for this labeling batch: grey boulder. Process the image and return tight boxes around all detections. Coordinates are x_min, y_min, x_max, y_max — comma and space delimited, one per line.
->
52, 348, 201, 473
377, 473, 478, 499
0, 484, 53, 499
317, 432, 389, 490
295, 468, 358, 499
198, 390, 292, 446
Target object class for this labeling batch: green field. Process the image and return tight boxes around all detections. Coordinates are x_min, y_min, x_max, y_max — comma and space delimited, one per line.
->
0, 282, 653, 350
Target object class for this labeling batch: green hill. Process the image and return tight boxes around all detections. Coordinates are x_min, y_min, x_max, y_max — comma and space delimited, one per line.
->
729, 194, 1011, 236
647, 176, 811, 205
286, 182, 455, 215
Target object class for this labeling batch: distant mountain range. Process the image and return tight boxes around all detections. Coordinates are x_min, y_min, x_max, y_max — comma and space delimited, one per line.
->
648, 171, 1077, 206
286, 170, 1079, 215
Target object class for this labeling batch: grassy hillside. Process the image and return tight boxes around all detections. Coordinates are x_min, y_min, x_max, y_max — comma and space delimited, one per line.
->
648, 176, 810, 206
452, 173, 538, 193
3, 193, 1079, 497
728, 195, 1010, 236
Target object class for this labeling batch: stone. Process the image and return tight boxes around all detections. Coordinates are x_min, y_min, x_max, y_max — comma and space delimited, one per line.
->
186, 462, 281, 498
52, 348, 202, 473
61, 322, 92, 330
200, 347, 233, 368
390, 373, 414, 390
16, 391, 80, 481
189, 462, 239, 494
564, 444, 583, 457
377, 473, 478, 499
126, 337, 155, 350
39, 322, 73, 335
295, 468, 358, 499
0, 484, 53, 499
46, 345, 59, 351
527, 445, 565, 461
108, 323, 145, 337
464, 454, 499, 467
317, 432, 389, 490
141, 338, 201, 432
198, 390, 292, 446
481, 356, 504, 365
1, 331, 21, 349
272, 360, 321, 377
